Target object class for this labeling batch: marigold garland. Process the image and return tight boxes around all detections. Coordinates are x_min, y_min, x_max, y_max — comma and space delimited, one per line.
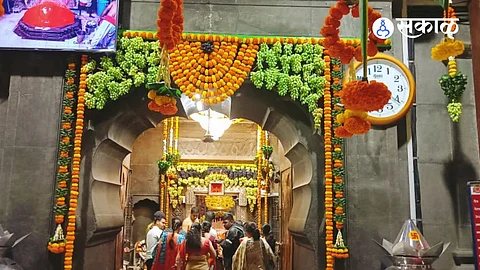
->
323, 52, 335, 270
169, 40, 258, 104
156, 0, 184, 50
62, 55, 88, 269
321, 0, 385, 64
48, 60, 78, 255
330, 58, 349, 259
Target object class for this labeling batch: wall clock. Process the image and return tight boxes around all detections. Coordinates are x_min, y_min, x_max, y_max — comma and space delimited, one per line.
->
346, 53, 416, 125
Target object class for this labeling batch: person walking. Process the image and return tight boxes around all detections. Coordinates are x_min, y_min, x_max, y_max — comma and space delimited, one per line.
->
146, 211, 166, 270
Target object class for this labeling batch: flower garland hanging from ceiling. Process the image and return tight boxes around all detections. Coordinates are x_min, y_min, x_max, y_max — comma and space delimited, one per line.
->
48, 59, 78, 255
323, 53, 335, 270
431, 4, 468, 122
330, 58, 349, 259
320, 0, 385, 64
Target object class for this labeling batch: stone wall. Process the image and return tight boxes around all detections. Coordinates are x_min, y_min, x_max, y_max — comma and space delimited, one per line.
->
415, 24, 479, 270
0, 52, 67, 270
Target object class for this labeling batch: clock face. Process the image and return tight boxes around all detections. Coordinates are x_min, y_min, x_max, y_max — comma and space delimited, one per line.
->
355, 59, 412, 120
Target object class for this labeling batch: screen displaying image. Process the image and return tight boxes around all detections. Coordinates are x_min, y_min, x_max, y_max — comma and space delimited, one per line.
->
0, 0, 118, 51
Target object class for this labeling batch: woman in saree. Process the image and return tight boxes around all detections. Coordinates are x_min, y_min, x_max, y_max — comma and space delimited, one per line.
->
232, 222, 276, 270
176, 222, 216, 270
152, 217, 185, 270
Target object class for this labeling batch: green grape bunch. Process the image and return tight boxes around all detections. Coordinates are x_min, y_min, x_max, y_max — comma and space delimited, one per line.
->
83, 36, 160, 110
289, 75, 302, 100
250, 70, 265, 88
272, 41, 282, 56
265, 50, 278, 68
264, 68, 279, 90
447, 101, 462, 122
290, 54, 302, 74
279, 55, 290, 74
277, 73, 290, 96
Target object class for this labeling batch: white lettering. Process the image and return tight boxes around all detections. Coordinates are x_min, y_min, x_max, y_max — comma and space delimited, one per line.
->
394, 18, 459, 39
439, 18, 460, 38
396, 18, 421, 38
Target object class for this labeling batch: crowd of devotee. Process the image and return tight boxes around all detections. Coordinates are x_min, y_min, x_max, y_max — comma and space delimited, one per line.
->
144, 207, 277, 270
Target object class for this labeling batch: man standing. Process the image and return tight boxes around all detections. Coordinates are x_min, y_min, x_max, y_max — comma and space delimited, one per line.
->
219, 213, 244, 270
181, 206, 199, 232
145, 211, 166, 270
205, 211, 217, 239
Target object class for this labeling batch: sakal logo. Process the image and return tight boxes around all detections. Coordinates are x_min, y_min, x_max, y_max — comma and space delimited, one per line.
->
372, 17, 394, 39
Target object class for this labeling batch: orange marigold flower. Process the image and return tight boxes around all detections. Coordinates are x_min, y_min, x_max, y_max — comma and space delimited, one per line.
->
336, 1, 350, 15
321, 25, 340, 37
340, 46, 354, 64
335, 126, 353, 138
324, 36, 339, 47
344, 116, 371, 135
159, 103, 179, 115
324, 16, 341, 29
367, 40, 378, 57
351, 5, 359, 18
354, 46, 362, 62
339, 80, 391, 112
329, 6, 343, 20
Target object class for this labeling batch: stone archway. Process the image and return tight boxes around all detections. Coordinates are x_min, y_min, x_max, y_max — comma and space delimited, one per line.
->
75, 81, 325, 270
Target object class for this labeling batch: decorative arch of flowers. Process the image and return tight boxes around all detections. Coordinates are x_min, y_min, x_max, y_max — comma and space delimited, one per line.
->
53, 19, 393, 270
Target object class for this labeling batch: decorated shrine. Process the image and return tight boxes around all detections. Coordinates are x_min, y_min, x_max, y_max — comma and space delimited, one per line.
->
0, 0, 476, 269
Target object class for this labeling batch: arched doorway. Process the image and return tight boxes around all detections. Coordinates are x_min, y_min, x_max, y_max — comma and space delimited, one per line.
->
75, 81, 325, 270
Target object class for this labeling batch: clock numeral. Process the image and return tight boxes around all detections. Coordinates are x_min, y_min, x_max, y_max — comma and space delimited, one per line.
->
368, 68, 371, 75
386, 67, 390, 75
394, 75, 400, 83
356, 75, 362, 80
397, 85, 404, 92
386, 103, 394, 110
374, 65, 382, 73
393, 95, 400, 103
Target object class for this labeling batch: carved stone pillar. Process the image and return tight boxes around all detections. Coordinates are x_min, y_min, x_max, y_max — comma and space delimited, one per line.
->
185, 189, 196, 219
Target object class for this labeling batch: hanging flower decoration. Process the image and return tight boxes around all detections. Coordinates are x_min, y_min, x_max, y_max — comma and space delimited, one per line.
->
329, 57, 349, 259
431, 4, 468, 122
321, 0, 385, 64
147, 83, 181, 115
322, 53, 336, 270
169, 39, 258, 105
339, 80, 391, 112
48, 225, 66, 254
156, 0, 184, 50
63, 55, 88, 269
431, 38, 464, 61
333, 79, 390, 137
151, 0, 184, 115
48, 60, 77, 255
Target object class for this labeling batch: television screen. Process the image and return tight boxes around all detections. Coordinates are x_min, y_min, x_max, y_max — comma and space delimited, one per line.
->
0, 0, 118, 51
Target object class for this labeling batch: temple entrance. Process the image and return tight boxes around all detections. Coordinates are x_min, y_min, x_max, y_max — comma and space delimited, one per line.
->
77, 85, 325, 270
122, 117, 287, 268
